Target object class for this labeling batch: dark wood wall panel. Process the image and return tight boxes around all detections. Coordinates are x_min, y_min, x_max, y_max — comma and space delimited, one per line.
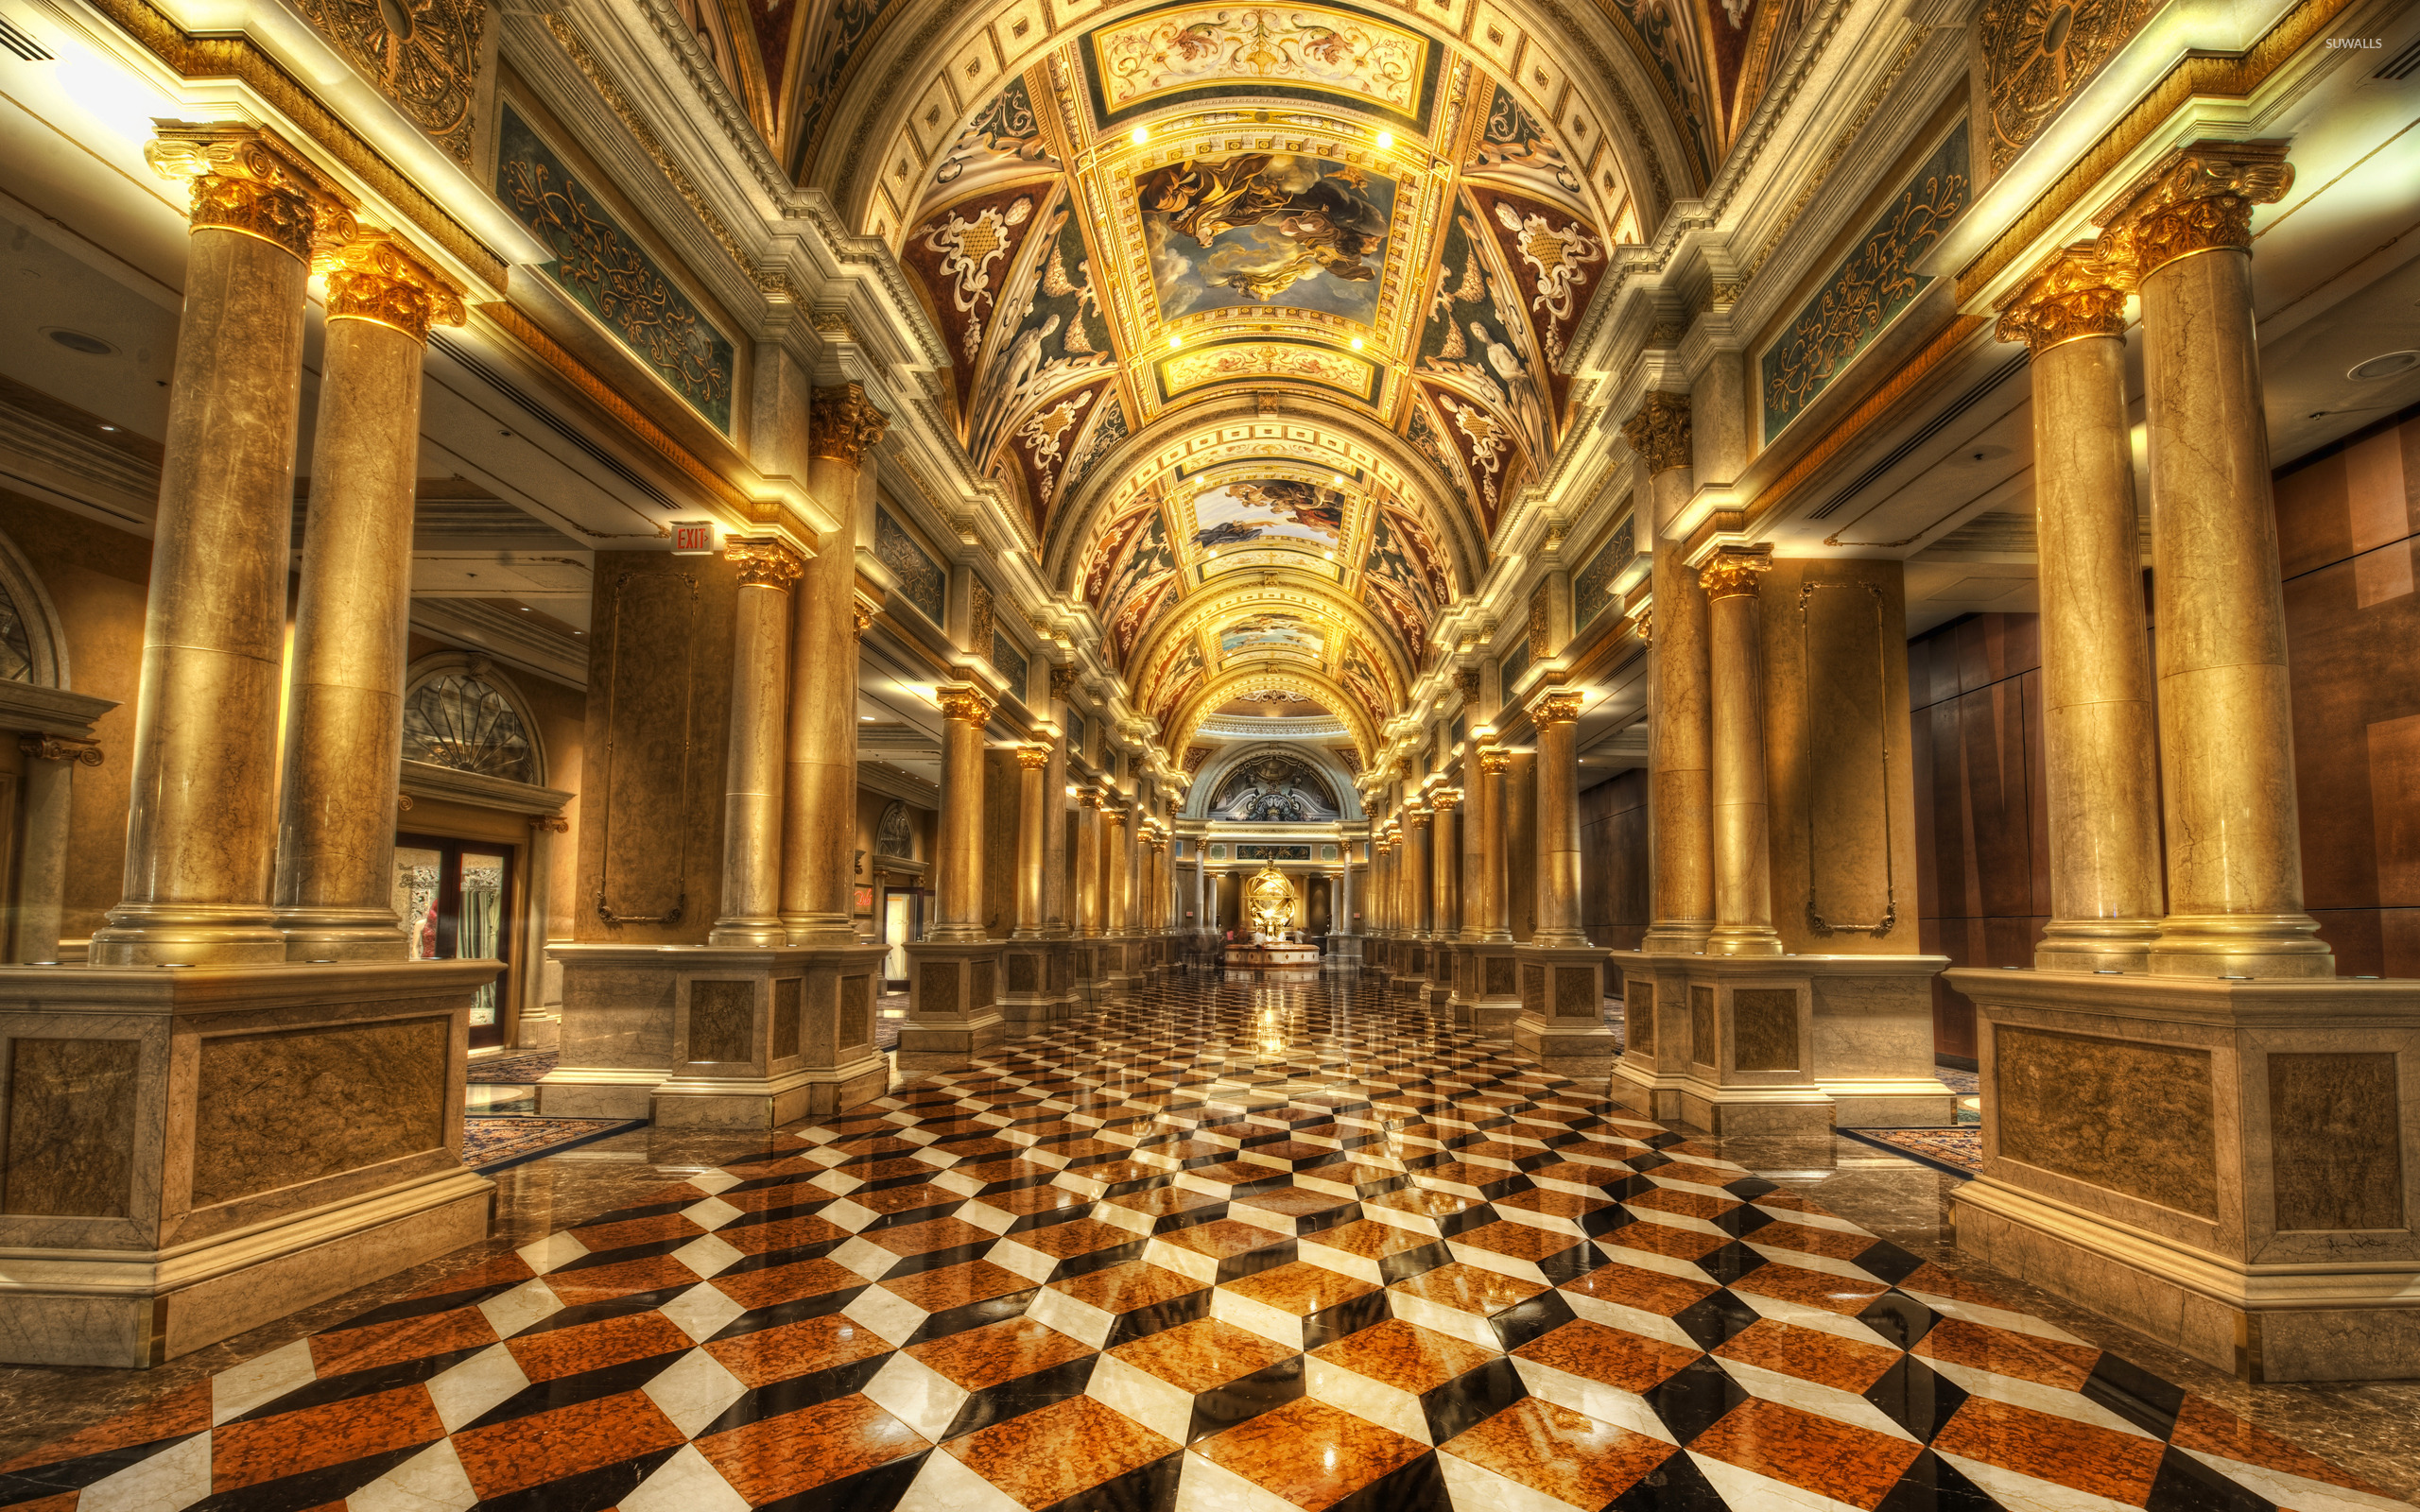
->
1580, 768, 1650, 951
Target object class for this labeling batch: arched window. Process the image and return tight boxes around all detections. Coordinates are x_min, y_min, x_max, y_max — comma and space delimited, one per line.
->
402, 657, 544, 785
0, 584, 33, 684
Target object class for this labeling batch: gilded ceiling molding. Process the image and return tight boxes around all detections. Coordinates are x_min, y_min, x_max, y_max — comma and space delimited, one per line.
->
1618, 391, 1692, 474
2092, 140, 2293, 283
1978, 0, 2156, 175
809, 382, 893, 465
85, 0, 507, 289
1735, 31, 1926, 288
1992, 242, 2128, 354
1952, 0, 2355, 303
291, 0, 483, 164
1167, 668, 1379, 762
322, 232, 469, 343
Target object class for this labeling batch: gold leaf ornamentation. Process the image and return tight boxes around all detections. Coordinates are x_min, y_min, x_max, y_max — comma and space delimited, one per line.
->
323, 231, 466, 342
1992, 242, 2128, 353
1619, 390, 1692, 474
292, 0, 483, 164
812, 382, 892, 466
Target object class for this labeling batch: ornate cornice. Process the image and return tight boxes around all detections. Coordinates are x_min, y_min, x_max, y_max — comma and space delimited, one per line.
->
146, 124, 354, 264
2094, 140, 2293, 284
1993, 243, 2128, 354
810, 382, 891, 467
1619, 391, 1693, 475
725, 537, 807, 588
938, 686, 994, 723
1701, 545, 1774, 600
323, 231, 466, 342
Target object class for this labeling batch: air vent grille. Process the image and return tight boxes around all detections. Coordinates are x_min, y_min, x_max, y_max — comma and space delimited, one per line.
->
0, 15, 53, 60
2375, 36, 2420, 80
1805, 354, 2029, 520
427, 331, 677, 511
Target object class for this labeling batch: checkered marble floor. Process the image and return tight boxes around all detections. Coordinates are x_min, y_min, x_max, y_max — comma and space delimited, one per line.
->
4, 976, 2409, 1512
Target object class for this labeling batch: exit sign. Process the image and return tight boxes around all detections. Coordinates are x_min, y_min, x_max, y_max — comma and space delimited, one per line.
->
670, 521, 716, 554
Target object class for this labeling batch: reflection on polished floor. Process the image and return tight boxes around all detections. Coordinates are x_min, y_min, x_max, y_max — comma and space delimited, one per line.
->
1, 975, 2411, 1512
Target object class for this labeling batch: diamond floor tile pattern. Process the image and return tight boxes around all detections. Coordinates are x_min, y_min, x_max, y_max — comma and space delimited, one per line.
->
1, 973, 2411, 1512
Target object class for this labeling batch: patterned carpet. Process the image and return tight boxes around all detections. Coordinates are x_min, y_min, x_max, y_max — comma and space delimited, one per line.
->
465, 1052, 560, 1085
460, 1116, 643, 1173
1843, 1126, 1983, 1177
0, 977, 2394, 1512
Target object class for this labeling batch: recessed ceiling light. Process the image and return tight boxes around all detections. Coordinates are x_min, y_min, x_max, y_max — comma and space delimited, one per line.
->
44, 329, 112, 355
97, 424, 116, 432
1132, 126, 1150, 145
860, 714, 874, 721
1330, 473, 1342, 485
519, 606, 530, 611
2349, 351, 2420, 381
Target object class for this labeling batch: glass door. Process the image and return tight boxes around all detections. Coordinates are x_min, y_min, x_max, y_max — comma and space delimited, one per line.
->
395, 833, 514, 1049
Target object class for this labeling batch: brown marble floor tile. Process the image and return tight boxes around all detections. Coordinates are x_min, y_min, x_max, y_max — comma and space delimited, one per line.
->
1363, 1186, 1491, 1224
1104, 1185, 1227, 1219
987, 1183, 1094, 1218
718, 1177, 838, 1211
1514, 1319, 1701, 1394
1455, 1141, 1543, 1164
541, 1254, 701, 1306
211, 1383, 444, 1493
1492, 1188, 1612, 1221
308, 1304, 498, 1379
1689, 1398, 1925, 1510
946, 1394, 1178, 1509
1713, 1318, 1900, 1393
1727, 1262, 1889, 1315
1600, 1219, 1730, 1263
1624, 1186, 1742, 1222
712, 1255, 866, 1310
1560, 1260, 1720, 1317
1751, 1221, 1880, 1263
1229, 1185, 1355, 1218
1300, 1161, 1407, 1188
1299, 1218, 1436, 1261
1311, 1317, 1497, 1394
1910, 1316, 2099, 1391
1249, 1141, 1337, 1163
1030, 1138, 1128, 1163
953, 1157, 1066, 1186
879, 1259, 1035, 1312
1078, 1159, 1167, 1186
719, 1211, 853, 1255
1197, 1394, 1426, 1510
0, 1381, 208, 1474
2170, 1394, 2397, 1496
1896, 1263, 2012, 1307
864, 1215, 999, 1256
1929, 1394, 2167, 1503
1049, 1260, 1205, 1314
453, 1389, 686, 1500
1013, 1217, 1142, 1259
693, 1393, 929, 1503
1443, 1395, 1678, 1507
402, 1252, 536, 1297
1156, 1217, 1291, 1261
1391, 1262, 1547, 1316
1413, 1161, 1517, 1191
505, 1311, 694, 1383
1111, 1318, 1299, 1392
908, 1317, 1097, 1390
566, 1211, 703, 1253
1453, 1220, 1583, 1263
853, 1181, 967, 1215
1222, 1261, 1379, 1316
704, 1314, 890, 1388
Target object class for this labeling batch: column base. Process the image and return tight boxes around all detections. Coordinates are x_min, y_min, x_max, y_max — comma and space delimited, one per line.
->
901, 940, 1006, 1066
1392, 939, 1431, 997
2146, 913, 2335, 979
1607, 951, 1952, 1132
274, 908, 411, 962
1512, 946, 1615, 1076
1949, 968, 2420, 1382
2033, 919, 2158, 974
0, 959, 500, 1366
1360, 937, 1391, 978
1640, 923, 1711, 955
89, 902, 288, 967
653, 1055, 888, 1128
1323, 936, 1363, 971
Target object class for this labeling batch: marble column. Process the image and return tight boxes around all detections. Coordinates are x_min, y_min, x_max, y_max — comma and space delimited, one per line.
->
1433, 788, 1461, 938
2101, 145, 2326, 977
1013, 744, 1050, 938
930, 685, 993, 943
1477, 748, 1513, 941
1996, 247, 2164, 971
1044, 670, 1076, 937
1076, 789, 1104, 936
273, 232, 464, 960
1530, 689, 1588, 948
1630, 394, 1714, 956
709, 540, 804, 946
1338, 849, 1354, 936
783, 383, 888, 944
1703, 546, 1781, 956
95, 129, 350, 966
1105, 805, 1130, 936
1407, 806, 1434, 938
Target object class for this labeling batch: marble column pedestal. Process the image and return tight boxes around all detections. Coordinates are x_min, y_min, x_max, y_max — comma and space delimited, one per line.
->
1947, 970, 2420, 1383
1424, 942, 1456, 1012
999, 939, 1056, 1032
899, 939, 1006, 1065
1453, 941, 1524, 1036
1392, 939, 1432, 998
1359, 936, 1392, 979
541, 944, 889, 1126
1099, 936, 1146, 1001
1609, 952, 1951, 1133
1512, 946, 1617, 1076
0, 960, 498, 1366
1324, 935, 1363, 971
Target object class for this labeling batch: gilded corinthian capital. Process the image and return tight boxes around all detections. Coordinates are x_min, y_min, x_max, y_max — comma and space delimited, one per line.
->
725, 537, 807, 588
146, 123, 354, 265
1619, 391, 1693, 475
938, 686, 994, 724
1993, 243, 2128, 354
322, 232, 466, 342
1531, 690, 1585, 726
810, 382, 890, 466
1478, 747, 1513, 776
1700, 544, 1772, 600
2093, 140, 2293, 284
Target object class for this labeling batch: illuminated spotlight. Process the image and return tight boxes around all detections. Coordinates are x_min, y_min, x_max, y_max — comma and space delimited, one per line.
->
1132, 126, 1150, 145
1349, 336, 1364, 350
1168, 333, 1183, 350
1330, 473, 1342, 485
1375, 130, 1394, 149
1322, 549, 1335, 560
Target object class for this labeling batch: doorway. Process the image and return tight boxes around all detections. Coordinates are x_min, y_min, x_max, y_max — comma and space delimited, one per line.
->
881, 889, 916, 989
395, 833, 514, 1049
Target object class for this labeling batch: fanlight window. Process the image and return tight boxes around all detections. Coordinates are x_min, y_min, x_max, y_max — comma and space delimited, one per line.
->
403, 673, 538, 784
0, 582, 32, 683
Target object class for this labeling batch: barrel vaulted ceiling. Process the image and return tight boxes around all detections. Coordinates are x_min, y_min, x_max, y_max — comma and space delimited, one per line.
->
666, 0, 1817, 757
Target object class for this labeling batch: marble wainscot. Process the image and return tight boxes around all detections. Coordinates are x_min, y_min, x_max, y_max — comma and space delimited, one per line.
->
0, 959, 498, 1366
1949, 970, 2420, 1383
1609, 951, 1952, 1133
543, 943, 888, 1126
